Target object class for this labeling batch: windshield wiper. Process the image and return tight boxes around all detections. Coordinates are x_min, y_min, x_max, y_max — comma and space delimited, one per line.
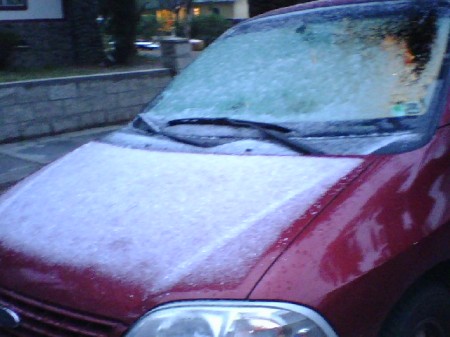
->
168, 117, 292, 133
167, 117, 323, 155
132, 115, 213, 148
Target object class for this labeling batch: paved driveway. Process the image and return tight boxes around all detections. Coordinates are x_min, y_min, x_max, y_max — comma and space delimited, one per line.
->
0, 125, 121, 193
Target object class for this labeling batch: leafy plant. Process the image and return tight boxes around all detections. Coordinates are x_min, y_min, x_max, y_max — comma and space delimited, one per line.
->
189, 14, 232, 46
137, 14, 161, 40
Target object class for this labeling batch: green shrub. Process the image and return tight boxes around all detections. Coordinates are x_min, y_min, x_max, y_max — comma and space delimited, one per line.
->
0, 31, 20, 69
137, 14, 161, 40
189, 14, 232, 45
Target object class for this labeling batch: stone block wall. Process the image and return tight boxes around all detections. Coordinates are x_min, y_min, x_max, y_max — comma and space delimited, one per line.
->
161, 37, 194, 74
0, 69, 172, 143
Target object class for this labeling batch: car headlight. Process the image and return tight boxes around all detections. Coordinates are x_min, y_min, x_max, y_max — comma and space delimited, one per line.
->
125, 301, 338, 337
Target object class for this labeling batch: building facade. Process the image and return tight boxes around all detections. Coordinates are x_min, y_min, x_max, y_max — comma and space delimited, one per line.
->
192, 0, 249, 22
0, 0, 103, 68
146, 0, 249, 24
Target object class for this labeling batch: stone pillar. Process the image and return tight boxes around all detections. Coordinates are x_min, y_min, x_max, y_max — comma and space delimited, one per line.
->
160, 37, 193, 74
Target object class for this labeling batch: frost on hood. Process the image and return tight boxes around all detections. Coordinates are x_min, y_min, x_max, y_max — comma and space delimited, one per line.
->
0, 143, 362, 293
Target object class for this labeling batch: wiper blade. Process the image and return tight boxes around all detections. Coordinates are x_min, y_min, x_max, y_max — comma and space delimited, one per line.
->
132, 115, 212, 148
168, 117, 292, 133
167, 117, 323, 155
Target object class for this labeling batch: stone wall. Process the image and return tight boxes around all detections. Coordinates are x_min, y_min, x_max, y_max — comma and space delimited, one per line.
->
160, 37, 194, 74
0, 69, 172, 143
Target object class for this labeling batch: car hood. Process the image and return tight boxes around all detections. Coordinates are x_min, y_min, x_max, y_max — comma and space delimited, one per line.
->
0, 142, 367, 323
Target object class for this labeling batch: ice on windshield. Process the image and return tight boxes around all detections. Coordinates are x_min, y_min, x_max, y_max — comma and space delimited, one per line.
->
147, 4, 449, 123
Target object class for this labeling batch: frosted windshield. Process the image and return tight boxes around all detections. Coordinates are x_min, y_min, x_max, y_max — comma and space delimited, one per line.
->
146, 2, 449, 124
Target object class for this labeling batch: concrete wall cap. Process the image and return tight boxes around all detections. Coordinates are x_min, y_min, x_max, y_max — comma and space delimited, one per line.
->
0, 69, 171, 89
160, 37, 190, 43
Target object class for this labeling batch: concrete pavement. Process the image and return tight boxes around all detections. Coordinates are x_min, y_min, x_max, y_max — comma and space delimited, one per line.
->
0, 125, 121, 193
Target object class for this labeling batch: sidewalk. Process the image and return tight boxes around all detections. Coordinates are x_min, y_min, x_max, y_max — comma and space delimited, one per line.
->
0, 125, 121, 194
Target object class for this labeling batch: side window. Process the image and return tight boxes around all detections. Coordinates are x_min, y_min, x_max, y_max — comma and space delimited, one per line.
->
0, 0, 27, 10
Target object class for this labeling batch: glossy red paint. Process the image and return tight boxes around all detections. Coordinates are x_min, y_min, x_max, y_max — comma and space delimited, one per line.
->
0, 1, 449, 337
442, 93, 450, 125
0, 124, 448, 336
250, 124, 450, 337
0, 156, 372, 326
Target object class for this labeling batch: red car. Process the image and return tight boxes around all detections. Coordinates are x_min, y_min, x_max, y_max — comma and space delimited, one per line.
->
0, 0, 449, 336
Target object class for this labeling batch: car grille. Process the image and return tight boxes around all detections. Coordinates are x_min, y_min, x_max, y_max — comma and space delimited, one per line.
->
0, 288, 128, 337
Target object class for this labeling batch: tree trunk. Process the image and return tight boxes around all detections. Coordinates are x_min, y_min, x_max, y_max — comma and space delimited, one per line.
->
183, 0, 193, 38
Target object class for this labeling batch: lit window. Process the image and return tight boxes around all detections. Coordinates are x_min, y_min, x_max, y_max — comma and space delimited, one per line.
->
156, 9, 176, 33
0, 0, 27, 10
193, 7, 201, 16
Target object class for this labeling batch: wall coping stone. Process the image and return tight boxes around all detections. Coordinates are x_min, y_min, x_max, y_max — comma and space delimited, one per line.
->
0, 69, 172, 89
160, 37, 190, 44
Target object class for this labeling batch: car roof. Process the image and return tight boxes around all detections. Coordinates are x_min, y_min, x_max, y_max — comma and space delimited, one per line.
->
249, 0, 414, 21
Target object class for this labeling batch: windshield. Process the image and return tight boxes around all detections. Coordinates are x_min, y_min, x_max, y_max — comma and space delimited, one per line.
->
140, 0, 450, 154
